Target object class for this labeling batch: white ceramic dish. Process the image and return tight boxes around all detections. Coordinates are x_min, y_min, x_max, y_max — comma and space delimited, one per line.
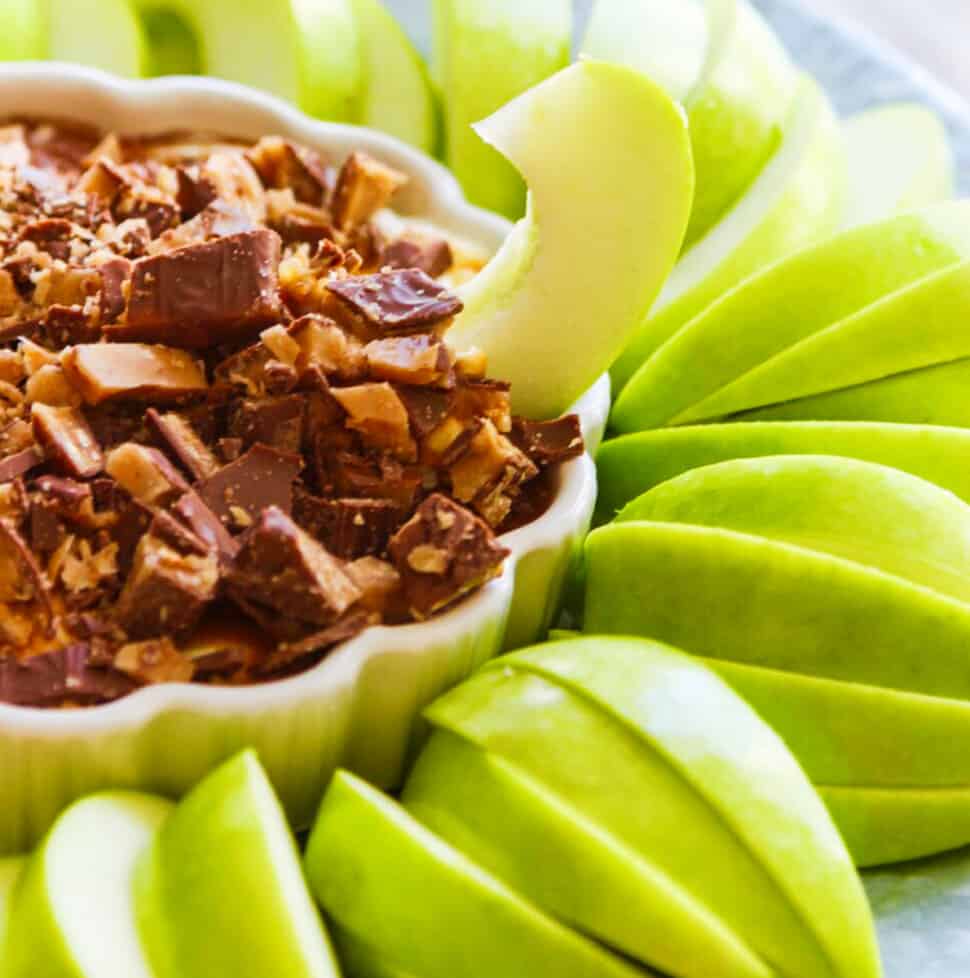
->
0, 63, 609, 854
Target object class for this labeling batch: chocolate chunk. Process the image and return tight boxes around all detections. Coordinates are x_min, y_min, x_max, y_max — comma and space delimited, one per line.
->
115, 533, 219, 640
44, 304, 99, 346
0, 517, 52, 614
31, 403, 104, 478
396, 386, 452, 439
389, 494, 509, 619
112, 187, 179, 238
98, 256, 132, 323
364, 335, 453, 387
149, 509, 211, 558
29, 476, 91, 554
327, 269, 463, 335
119, 230, 283, 348
114, 637, 195, 684
62, 343, 207, 406
327, 451, 425, 509
255, 607, 378, 677
247, 137, 330, 205
382, 237, 454, 278
228, 396, 304, 454
105, 491, 154, 575
331, 152, 407, 230
511, 415, 584, 467
0, 447, 42, 483
172, 491, 240, 566
105, 443, 190, 507
146, 409, 219, 481
0, 644, 137, 707
197, 444, 303, 530
18, 218, 73, 261
274, 208, 336, 248
227, 506, 361, 626
176, 165, 218, 220
294, 490, 404, 560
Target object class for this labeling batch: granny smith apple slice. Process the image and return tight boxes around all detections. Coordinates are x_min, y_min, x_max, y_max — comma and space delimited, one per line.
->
47, 0, 147, 76
596, 422, 970, 521
0, 0, 43, 61
611, 74, 844, 392
583, 0, 797, 247
4, 792, 172, 978
842, 103, 954, 229
139, 4, 202, 75
331, 927, 420, 978
0, 856, 24, 967
305, 771, 645, 978
432, 0, 571, 217
450, 60, 693, 419
423, 636, 880, 978
352, 0, 437, 152
136, 750, 339, 978
585, 521, 970, 698
617, 455, 970, 604
404, 728, 768, 978
611, 201, 970, 432
133, 0, 361, 121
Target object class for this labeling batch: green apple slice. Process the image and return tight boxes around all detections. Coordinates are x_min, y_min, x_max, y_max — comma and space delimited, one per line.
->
595, 421, 970, 520
611, 74, 844, 392
611, 201, 970, 432
583, 0, 797, 247
4, 792, 172, 978
0, 0, 44, 60
47, 0, 148, 76
617, 455, 970, 604
432, 0, 571, 217
585, 521, 970, 698
305, 771, 644, 978
450, 60, 693, 419
331, 927, 420, 978
404, 728, 768, 978
352, 0, 437, 152
136, 750, 340, 978
422, 636, 880, 978
842, 103, 955, 229
139, 5, 202, 76
0, 857, 24, 967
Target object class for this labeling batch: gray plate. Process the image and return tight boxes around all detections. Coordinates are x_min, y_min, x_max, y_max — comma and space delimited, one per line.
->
386, 0, 970, 973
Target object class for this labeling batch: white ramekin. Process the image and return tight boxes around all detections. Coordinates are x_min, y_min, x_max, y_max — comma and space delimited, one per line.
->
0, 63, 608, 854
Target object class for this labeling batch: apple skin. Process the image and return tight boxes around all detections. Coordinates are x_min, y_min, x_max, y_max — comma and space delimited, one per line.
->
4, 792, 172, 978
842, 103, 955, 229
450, 60, 693, 419
403, 727, 769, 978
305, 771, 645, 978
422, 637, 881, 978
611, 202, 970, 432
0, 857, 24, 969
0, 0, 43, 61
584, 521, 970, 699
611, 74, 844, 393
330, 926, 420, 978
135, 751, 340, 978
432, 0, 571, 217
596, 421, 970, 521
47, 0, 147, 76
617, 455, 970, 603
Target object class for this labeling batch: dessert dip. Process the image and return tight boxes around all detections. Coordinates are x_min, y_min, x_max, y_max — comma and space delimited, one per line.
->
0, 121, 584, 707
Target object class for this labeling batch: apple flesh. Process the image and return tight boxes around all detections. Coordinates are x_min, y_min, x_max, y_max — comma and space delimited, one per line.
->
136, 750, 340, 978
585, 521, 970, 699
842, 102, 955, 229
611, 74, 844, 392
331, 926, 421, 978
596, 421, 970, 520
432, 0, 572, 217
450, 60, 693, 419
305, 770, 645, 978
0, 857, 24, 968
611, 201, 970, 432
4, 792, 172, 978
47, 0, 147, 76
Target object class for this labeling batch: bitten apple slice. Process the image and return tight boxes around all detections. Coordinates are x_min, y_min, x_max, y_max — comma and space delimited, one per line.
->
582, 0, 797, 247
617, 456, 970, 604
709, 659, 970, 866
595, 421, 970, 519
353, 0, 437, 152
0, 857, 24, 967
4, 793, 172, 978
418, 637, 881, 978
611, 75, 843, 392
611, 201, 970, 432
450, 60, 693, 419
842, 103, 954, 229
136, 751, 340, 978
47, 0, 147, 76
585, 521, 970, 698
432, 0, 571, 217
305, 771, 645, 978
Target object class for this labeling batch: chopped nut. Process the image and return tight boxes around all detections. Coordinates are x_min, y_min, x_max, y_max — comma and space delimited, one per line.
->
31, 403, 104, 478
344, 556, 402, 615
291, 315, 366, 380
332, 152, 407, 230
364, 335, 453, 387
106, 442, 190, 506
331, 382, 417, 461
260, 324, 301, 365
60, 538, 118, 593
114, 638, 195, 684
407, 544, 450, 575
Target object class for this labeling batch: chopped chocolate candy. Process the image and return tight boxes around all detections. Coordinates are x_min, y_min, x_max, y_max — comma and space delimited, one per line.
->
382, 236, 454, 278
291, 315, 366, 381
119, 230, 283, 348
247, 137, 330, 206
294, 491, 404, 560
0, 644, 137, 707
395, 386, 452, 439
345, 557, 403, 616
228, 395, 304, 454
331, 152, 407, 230
31, 403, 104, 478
43, 305, 99, 347
0, 517, 51, 609
331, 382, 417, 461
364, 335, 453, 387
172, 491, 240, 566
197, 444, 302, 529
98, 256, 132, 323
511, 415, 585, 467
62, 343, 207, 406
327, 269, 463, 335
105, 443, 190, 506
389, 494, 509, 619
256, 607, 378, 677
227, 506, 361, 626
146, 409, 219, 481
115, 533, 219, 639
175, 165, 218, 220
114, 638, 195, 684
0, 446, 42, 483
